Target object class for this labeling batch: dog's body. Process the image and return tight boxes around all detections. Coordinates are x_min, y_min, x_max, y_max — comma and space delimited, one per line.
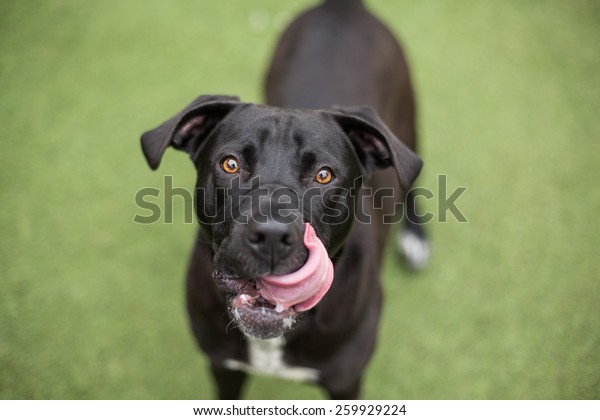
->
141, 0, 426, 399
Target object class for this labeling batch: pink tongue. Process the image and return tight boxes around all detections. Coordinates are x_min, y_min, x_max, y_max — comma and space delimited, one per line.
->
256, 223, 334, 312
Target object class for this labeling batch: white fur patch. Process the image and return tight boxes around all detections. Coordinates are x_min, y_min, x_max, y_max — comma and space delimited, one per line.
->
224, 336, 319, 382
398, 230, 430, 270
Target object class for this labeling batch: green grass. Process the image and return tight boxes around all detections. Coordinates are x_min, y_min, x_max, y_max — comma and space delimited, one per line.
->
1, 0, 599, 399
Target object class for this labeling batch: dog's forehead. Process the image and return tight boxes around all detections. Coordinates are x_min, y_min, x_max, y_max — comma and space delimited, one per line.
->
221, 105, 344, 149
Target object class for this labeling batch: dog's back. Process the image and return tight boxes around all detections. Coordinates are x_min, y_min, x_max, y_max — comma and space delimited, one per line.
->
266, 0, 415, 149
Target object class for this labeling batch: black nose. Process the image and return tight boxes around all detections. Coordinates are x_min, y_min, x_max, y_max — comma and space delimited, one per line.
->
245, 218, 300, 260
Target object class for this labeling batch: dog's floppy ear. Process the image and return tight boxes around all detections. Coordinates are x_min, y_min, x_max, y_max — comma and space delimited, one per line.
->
141, 95, 241, 170
329, 106, 423, 191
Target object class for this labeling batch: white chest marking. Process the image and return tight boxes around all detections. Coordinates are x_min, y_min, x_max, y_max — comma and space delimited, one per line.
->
224, 336, 319, 382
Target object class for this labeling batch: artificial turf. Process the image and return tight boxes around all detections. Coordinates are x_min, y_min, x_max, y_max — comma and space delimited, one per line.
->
1, 0, 598, 399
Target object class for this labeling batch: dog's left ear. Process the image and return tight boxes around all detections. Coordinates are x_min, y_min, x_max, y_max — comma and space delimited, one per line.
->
329, 106, 422, 191
141, 95, 241, 170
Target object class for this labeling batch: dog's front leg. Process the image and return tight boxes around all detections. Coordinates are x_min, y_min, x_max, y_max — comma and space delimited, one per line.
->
210, 365, 247, 400
326, 377, 362, 400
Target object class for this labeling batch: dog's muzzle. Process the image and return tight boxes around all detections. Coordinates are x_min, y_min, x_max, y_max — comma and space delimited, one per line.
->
214, 223, 334, 339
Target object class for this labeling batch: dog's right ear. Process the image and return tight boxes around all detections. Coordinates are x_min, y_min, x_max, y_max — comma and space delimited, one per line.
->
141, 95, 240, 170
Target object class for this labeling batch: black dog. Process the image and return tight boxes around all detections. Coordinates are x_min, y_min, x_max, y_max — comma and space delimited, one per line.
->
141, 0, 426, 399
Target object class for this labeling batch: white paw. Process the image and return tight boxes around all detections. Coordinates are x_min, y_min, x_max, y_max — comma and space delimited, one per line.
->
397, 230, 430, 270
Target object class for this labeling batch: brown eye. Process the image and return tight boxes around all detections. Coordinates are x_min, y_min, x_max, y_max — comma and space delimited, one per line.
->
221, 156, 240, 174
315, 167, 334, 184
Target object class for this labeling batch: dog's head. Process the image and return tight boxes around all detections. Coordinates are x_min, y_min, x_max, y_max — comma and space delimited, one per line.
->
141, 95, 421, 339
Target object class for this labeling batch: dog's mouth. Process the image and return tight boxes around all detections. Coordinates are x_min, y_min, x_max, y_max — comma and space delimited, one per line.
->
213, 223, 334, 339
